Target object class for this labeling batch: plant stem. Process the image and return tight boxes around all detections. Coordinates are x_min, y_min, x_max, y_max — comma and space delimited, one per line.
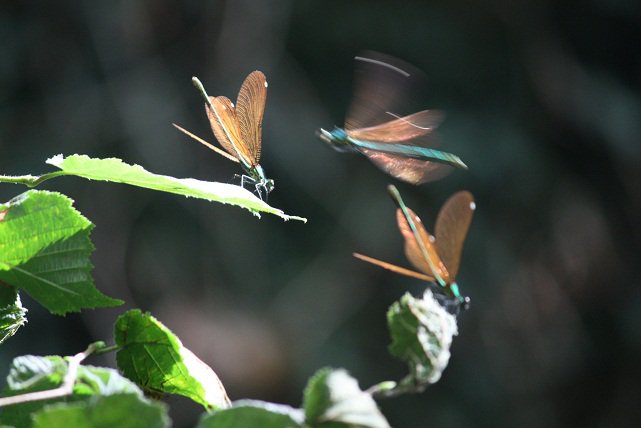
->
0, 341, 103, 407
0, 172, 67, 187
94, 344, 120, 355
367, 377, 429, 399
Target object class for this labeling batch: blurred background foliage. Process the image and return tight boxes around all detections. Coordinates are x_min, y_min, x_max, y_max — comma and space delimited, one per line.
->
1, 1, 640, 427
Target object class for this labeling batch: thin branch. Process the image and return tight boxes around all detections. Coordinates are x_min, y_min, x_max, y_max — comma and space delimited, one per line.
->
367, 377, 428, 399
94, 344, 120, 355
0, 171, 67, 187
0, 341, 103, 407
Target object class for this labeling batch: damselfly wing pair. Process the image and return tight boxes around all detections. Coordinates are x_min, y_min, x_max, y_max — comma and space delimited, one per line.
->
355, 186, 475, 313
317, 51, 467, 184
174, 71, 274, 200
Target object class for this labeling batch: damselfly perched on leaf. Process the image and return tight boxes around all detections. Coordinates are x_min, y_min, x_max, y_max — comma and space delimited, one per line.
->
354, 185, 475, 313
174, 71, 274, 200
317, 52, 467, 184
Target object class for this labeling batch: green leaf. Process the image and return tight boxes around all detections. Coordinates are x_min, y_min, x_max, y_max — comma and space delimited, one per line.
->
197, 400, 303, 428
114, 309, 230, 410
0, 355, 145, 428
46, 154, 306, 222
0, 355, 67, 428
387, 290, 458, 389
0, 191, 122, 315
303, 368, 389, 428
5, 355, 67, 392
0, 284, 27, 344
31, 393, 169, 428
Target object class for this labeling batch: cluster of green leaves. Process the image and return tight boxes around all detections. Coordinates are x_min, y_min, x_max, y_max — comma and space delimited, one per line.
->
0, 154, 458, 427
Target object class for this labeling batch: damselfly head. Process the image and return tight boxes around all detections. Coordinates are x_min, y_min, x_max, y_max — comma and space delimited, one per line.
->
316, 128, 333, 144
252, 178, 274, 202
317, 127, 355, 153
248, 164, 274, 200
264, 178, 275, 194
431, 289, 470, 315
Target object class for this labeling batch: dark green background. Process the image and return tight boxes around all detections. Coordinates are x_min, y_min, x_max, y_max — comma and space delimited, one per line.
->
1, 1, 640, 426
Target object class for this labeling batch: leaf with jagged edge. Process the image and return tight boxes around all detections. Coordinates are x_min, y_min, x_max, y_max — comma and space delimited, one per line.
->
387, 290, 458, 388
115, 309, 230, 410
303, 367, 390, 428
0, 284, 27, 344
0, 354, 152, 427
0, 190, 122, 315
45, 154, 306, 221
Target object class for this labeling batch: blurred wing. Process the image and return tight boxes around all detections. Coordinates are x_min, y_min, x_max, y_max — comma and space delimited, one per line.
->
346, 110, 443, 143
396, 208, 451, 283
353, 253, 434, 281
236, 70, 267, 165
353, 141, 467, 169
206, 96, 247, 162
360, 149, 453, 184
346, 51, 425, 130
435, 191, 475, 280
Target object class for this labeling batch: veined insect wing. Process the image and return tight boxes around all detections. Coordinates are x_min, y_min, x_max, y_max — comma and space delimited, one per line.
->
395, 207, 452, 284
435, 191, 475, 280
236, 70, 267, 166
207, 96, 246, 163
188, 76, 244, 163
387, 185, 451, 286
346, 110, 444, 144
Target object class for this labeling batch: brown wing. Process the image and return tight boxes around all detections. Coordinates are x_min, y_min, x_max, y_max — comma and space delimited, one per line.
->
353, 252, 434, 281
360, 149, 452, 184
236, 70, 267, 166
396, 208, 451, 284
435, 191, 475, 280
346, 51, 424, 130
346, 110, 443, 143
205, 96, 246, 161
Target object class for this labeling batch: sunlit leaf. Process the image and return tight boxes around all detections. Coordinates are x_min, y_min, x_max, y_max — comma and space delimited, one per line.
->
46, 154, 305, 221
0, 355, 145, 427
303, 367, 389, 428
387, 290, 458, 388
114, 309, 230, 410
0, 285, 27, 344
0, 191, 122, 315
